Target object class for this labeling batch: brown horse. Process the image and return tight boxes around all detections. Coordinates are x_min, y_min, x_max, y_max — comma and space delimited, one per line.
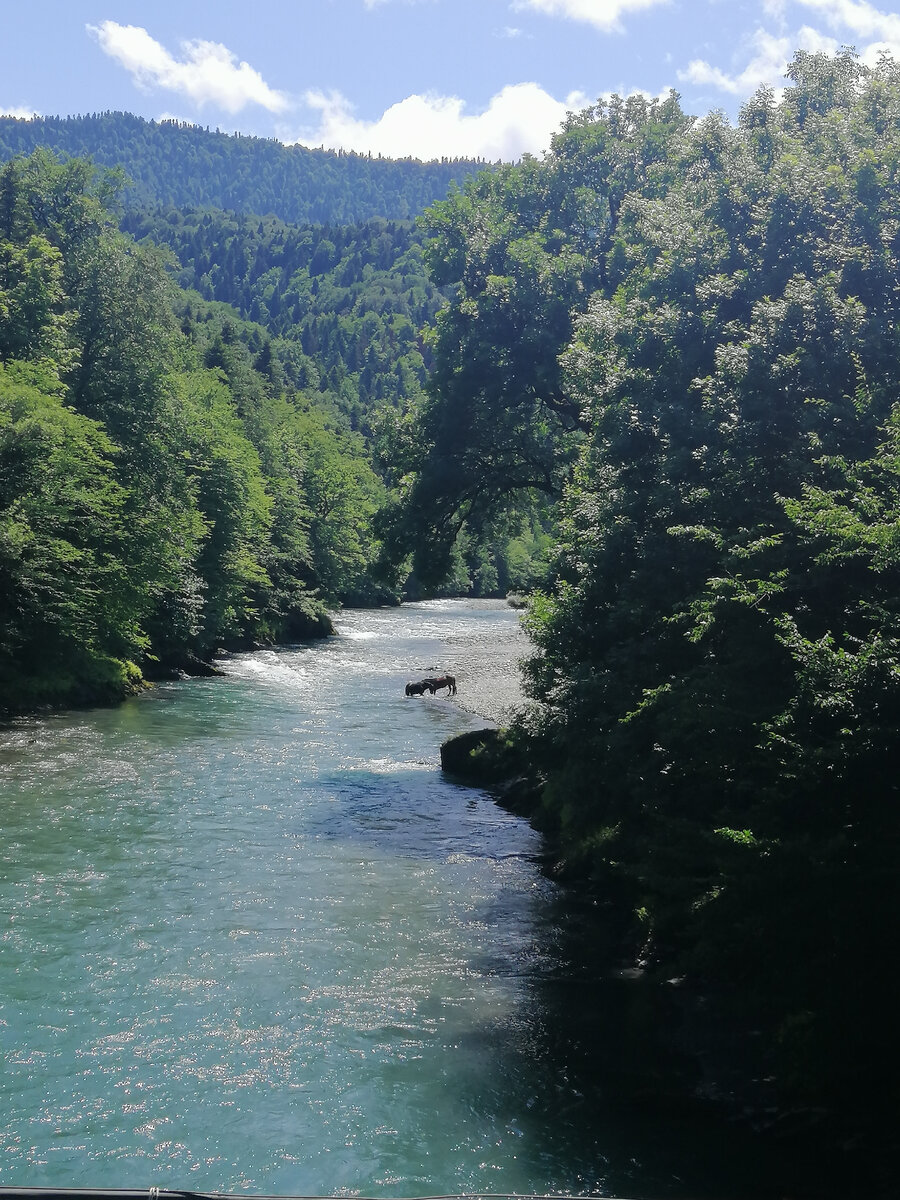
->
424, 674, 456, 695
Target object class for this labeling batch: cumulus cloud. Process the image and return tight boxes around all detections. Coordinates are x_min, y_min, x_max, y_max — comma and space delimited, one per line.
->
680, 0, 900, 100
761, 0, 789, 20
289, 83, 591, 161
87, 21, 289, 114
512, 0, 669, 33
1, 105, 39, 119
680, 25, 838, 95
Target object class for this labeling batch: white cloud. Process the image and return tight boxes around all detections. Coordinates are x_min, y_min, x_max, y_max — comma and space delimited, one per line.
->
795, 0, 900, 43
289, 83, 592, 161
761, 0, 789, 20
87, 21, 290, 114
680, 23, 840, 96
512, 0, 669, 33
1, 106, 39, 119
680, 0, 900, 100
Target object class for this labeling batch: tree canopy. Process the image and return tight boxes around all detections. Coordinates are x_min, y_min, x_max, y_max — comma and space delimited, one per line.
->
389, 50, 900, 1120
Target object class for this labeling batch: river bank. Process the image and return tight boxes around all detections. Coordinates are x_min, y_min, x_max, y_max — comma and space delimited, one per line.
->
0, 609, 337, 723
439, 663, 900, 1200
440, 720, 899, 1199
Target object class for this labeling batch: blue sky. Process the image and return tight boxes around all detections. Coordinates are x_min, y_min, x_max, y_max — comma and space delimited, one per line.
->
3, 1, 900, 161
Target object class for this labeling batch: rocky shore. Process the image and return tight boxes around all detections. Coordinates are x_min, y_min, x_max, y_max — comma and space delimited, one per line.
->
444, 599, 529, 726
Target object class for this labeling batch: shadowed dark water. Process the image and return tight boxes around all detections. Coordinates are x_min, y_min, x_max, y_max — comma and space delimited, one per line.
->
0, 601, 777, 1197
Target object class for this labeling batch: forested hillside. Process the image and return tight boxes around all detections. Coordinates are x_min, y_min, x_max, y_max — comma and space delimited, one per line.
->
0, 151, 388, 715
387, 48, 900, 1144
120, 206, 556, 596
0, 112, 488, 224
122, 207, 443, 432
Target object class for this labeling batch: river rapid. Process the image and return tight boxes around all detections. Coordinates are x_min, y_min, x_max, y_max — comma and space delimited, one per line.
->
1, 601, 777, 1198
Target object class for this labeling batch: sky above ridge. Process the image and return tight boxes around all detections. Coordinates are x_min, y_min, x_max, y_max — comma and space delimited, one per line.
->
3, 0, 900, 161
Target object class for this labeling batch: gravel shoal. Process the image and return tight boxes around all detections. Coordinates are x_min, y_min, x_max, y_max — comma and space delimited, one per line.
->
445, 605, 529, 727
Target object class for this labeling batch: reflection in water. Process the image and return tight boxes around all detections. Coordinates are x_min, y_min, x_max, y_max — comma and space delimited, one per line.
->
0, 601, 776, 1197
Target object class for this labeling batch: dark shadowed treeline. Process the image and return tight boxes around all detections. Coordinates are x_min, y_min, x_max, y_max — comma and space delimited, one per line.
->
0, 151, 386, 715
387, 49, 900, 1141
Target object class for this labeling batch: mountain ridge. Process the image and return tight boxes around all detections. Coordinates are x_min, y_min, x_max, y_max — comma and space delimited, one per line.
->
0, 110, 491, 224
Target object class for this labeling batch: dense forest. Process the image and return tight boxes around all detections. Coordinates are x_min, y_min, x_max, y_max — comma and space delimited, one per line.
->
0, 111, 488, 224
390, 48, 900, 1162
121, 207, 444, 431
119, 206, 555, 595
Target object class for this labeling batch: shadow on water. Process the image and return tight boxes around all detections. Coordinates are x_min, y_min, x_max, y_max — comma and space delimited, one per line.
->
289, 766, 788, 1198
491, 873, 875, 1200
309, 767, 542, 864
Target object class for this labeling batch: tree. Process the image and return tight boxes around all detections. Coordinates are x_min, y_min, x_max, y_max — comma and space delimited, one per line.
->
381, 93, 694, 585
0, 360, 139, 709
382, 52, 900, 1118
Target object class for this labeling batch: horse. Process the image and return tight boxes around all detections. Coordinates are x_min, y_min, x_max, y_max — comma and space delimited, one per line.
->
425, 674, 456, 695
405, 680, 429, 697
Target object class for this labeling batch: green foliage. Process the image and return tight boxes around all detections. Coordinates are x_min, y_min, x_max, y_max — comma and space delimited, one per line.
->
0, 150, 394, 712
0, 234, 71, 366
0, 359, 141, 710
121, 207, 442, 433
177, 369, 273, 650
400, 51, 900, 1116
381, 92, 692, 586
123, 201, 551, 602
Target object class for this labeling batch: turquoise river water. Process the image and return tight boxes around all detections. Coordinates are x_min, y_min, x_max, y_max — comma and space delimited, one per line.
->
0, 601, 778, 1198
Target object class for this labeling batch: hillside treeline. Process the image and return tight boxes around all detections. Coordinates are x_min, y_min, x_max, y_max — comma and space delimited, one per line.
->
0, 112, 488, 225
0, 151, 386, 715
388, 49, 900, 1138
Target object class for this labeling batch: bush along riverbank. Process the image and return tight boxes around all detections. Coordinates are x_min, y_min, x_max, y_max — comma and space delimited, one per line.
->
0, 611, 337, 723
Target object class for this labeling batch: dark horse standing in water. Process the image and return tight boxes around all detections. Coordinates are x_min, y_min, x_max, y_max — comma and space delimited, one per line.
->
405, 680, 430, 696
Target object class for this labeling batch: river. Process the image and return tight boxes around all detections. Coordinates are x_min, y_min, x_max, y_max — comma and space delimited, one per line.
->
0, 601, 778, 1198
